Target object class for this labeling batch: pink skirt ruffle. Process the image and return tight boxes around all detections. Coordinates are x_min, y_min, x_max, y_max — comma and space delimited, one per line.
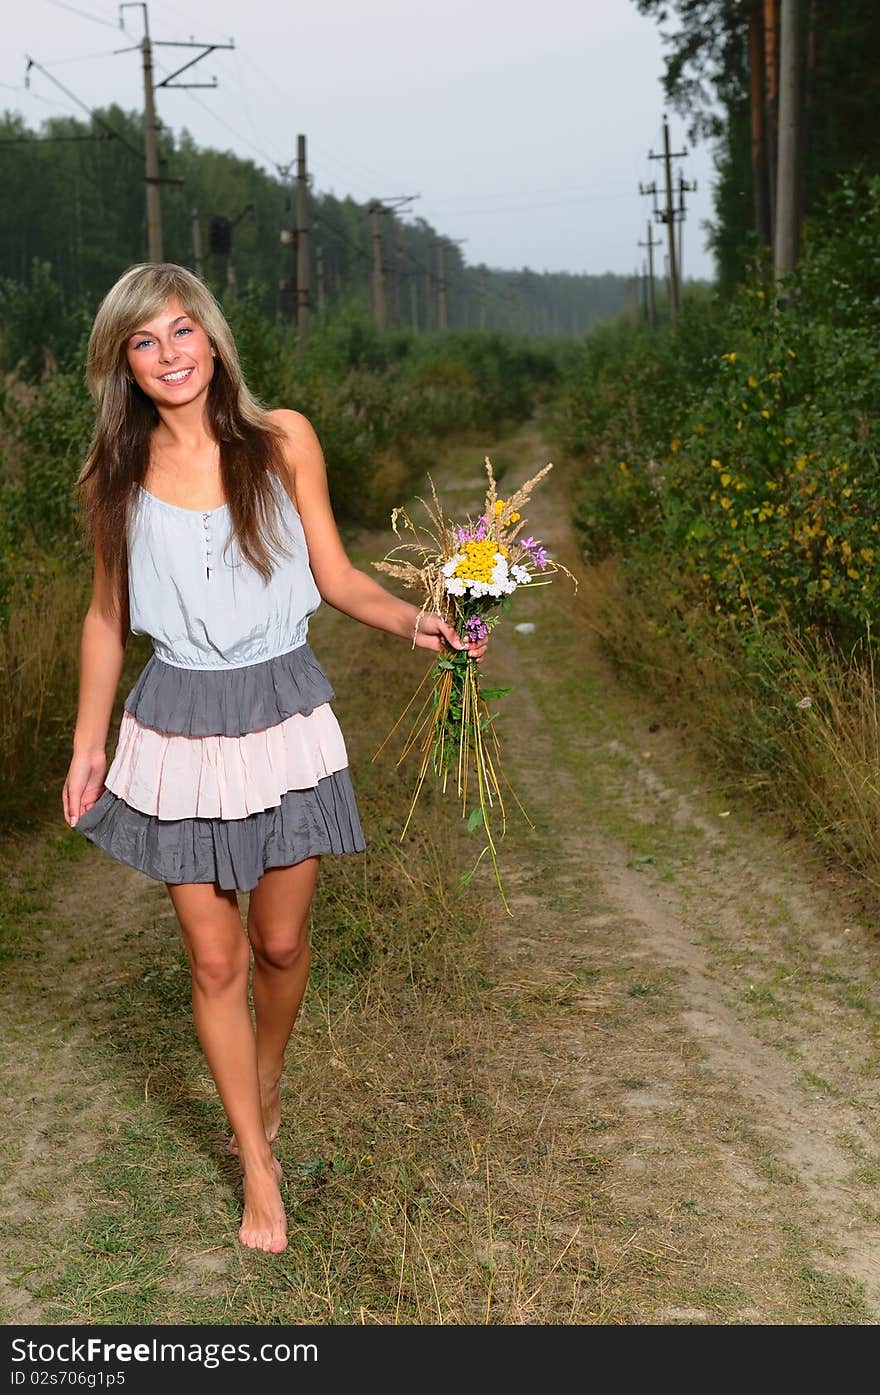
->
105, 703, 350, 820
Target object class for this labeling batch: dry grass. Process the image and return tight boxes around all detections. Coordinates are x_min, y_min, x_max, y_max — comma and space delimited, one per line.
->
0, 562, 605, 1326
579, 555, 880, 887
0, 559, 91, 820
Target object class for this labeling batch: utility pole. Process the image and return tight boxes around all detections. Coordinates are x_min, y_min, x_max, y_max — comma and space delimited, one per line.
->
763, 0, 779, 243
775, 0, 801, 279
316, 239, 325, 317
638, 220, 660, 328
276, 157, 295, 323
479, 265, 487, 332
369, 201, 385, 331
424, 265, 434, 331
136, 8, 161, 261
410, 270, 419, 333
368, 196, 418, 332
392, 222, 405, 328
435, 240, 447, 330
118, 4, 233, 263
644, 116, 687, 323
748, 4, 771, 246
295, 133, 310, 348
190, 208, 203, 278
676, 168, 697, 285
434, 236, 466, 331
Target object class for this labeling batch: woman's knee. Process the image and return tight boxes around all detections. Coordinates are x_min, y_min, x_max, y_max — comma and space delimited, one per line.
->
187, 930, 250, 996
248, 915, 310, 972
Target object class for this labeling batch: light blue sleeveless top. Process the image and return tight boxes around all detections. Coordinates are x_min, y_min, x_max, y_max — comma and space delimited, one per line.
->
127, 472, 321, 669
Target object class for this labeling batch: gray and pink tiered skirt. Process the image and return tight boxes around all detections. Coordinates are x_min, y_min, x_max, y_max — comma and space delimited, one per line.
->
74, 642, 365, 890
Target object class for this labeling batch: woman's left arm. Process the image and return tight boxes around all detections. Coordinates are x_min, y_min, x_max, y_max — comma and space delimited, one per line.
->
271, 409, 489, 661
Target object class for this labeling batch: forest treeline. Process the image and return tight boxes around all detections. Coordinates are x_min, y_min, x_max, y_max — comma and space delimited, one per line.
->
636, 0, 880, 290
0, 106, 630, 349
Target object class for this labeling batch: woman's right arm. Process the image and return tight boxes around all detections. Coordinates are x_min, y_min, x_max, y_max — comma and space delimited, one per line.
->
62, 547, 127, 827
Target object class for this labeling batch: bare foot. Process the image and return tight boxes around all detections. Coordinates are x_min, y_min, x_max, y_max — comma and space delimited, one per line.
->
228, 1076, 282, 1156
238, 1157, 287, 1254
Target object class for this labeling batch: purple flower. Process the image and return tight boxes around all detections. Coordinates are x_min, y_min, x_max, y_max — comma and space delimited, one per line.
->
532, 547, 549, 570
464, 614, 489, 641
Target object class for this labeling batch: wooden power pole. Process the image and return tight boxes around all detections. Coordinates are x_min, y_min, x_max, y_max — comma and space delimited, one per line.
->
295, 133, 310, 348
369, 202, 385, 331
638, 220, 660, 328
479, 265, 487, 332
763, 0, 780, 243
435, 240, 447, 330
748, 4, 771, 246
190, 208, 203, 279
139, 14, 162, 262
774, 0, 801, 279
119, 4, 233, 264
316, 240, 325, 318
648, 117, 686, 323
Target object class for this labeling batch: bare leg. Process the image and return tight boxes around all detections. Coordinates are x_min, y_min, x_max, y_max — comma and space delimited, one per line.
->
229, 857, 320, 1152
167, 880, 287, 1254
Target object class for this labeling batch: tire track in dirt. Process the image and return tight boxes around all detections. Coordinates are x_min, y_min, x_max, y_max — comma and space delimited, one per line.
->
443, 429, 880, 1319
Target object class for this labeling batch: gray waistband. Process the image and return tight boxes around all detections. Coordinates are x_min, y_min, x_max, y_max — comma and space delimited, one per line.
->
123, 641, 336, 737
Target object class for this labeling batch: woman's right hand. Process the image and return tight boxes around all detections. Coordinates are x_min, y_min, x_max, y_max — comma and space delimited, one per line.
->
63, 751, 108, 827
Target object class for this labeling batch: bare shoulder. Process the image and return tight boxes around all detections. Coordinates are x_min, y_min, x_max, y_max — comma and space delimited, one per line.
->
266, 409, 326, 504
266, 408, 322, 456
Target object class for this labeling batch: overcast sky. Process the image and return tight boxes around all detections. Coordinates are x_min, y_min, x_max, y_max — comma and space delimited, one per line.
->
2, 0, 720, 281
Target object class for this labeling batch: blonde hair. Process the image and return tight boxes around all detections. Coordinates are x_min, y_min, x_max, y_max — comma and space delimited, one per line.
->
78, 263, 290, 617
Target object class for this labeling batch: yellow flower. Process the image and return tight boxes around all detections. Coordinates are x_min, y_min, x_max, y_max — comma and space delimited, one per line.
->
747, 375, 758, 388
710, 458, 722, 470
848, 568, 860, 580
761, 409, 770, 419
670, 437, 681, 452
861, 548, 874, 562
720, 497, 732, 510
619, 461, 629, 474
494, 500, 521, 523
720, 472, 731, 486
721, 352, 737, 363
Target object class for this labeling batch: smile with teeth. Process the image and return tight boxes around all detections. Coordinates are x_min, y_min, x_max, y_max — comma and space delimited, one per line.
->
159, 367, 194, 384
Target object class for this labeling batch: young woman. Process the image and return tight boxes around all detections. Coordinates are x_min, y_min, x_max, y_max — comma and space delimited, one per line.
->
63, 263, 488, 1255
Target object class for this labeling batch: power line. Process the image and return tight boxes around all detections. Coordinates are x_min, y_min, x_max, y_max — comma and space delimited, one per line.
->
23, 54, 143, 159
44, 0, 127, 31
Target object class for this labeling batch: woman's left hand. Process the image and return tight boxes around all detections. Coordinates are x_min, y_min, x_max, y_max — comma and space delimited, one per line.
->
413, 612, 489, 663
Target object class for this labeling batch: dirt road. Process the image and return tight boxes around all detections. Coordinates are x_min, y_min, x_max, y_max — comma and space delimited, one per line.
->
2, 425, 879, 1324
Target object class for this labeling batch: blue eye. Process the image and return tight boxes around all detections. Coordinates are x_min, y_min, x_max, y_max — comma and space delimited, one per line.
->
175, 325, 193, 337
133, 337, 153, 350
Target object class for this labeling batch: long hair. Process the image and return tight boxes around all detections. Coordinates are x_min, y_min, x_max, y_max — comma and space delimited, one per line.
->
77, 263, 291, 619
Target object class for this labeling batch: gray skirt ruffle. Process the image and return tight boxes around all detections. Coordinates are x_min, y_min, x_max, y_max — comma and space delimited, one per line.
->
124, 640, 336, 737
75, 769, 365, 892
75, 641, 366, 890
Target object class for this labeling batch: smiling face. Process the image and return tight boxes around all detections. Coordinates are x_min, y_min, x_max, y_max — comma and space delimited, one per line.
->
125, 297, 216, 409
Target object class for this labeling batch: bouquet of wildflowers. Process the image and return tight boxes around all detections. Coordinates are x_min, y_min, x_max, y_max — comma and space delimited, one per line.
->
373, 457, 575, 909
